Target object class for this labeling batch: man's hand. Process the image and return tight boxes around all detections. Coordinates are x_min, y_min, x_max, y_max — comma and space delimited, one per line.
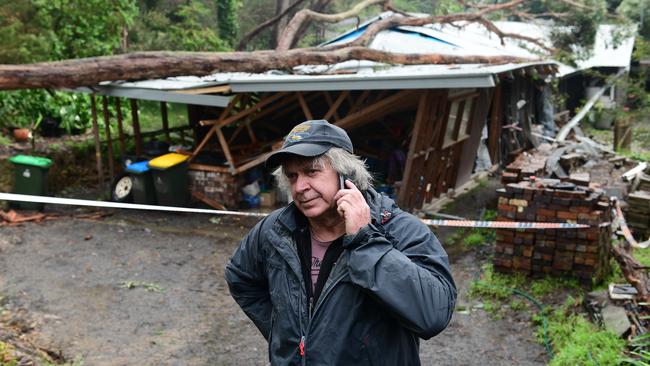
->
334, 179, 371, 235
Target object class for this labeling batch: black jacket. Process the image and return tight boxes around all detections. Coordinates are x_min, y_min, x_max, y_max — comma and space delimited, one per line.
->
225, 188, 456, 365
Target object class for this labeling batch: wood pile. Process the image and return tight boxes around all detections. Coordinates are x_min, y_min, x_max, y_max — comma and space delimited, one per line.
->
494, 179, 612, 284
638, 172, 650, 192
626, 190, 650, 240
188, 170, 239, 209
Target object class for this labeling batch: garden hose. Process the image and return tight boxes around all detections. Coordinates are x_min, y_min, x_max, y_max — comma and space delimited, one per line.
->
510, 287, 554, 360
481, 284, 554, 360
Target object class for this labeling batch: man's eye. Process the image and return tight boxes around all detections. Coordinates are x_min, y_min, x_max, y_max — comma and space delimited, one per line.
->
307, 169, 318, 176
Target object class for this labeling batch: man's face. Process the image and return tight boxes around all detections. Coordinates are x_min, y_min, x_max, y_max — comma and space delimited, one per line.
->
283, 157, 339, 219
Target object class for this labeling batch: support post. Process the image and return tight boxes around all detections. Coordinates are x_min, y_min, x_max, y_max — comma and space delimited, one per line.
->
102, 96, 115, 179
90, 95, 104, 185
398, 92, 429, 209
161, 101, 171, 144
115, 98, 126, 162
130, 99, 143, 157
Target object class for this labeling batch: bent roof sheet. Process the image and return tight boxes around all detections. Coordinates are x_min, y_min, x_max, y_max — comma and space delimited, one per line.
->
99, 13, 633, 95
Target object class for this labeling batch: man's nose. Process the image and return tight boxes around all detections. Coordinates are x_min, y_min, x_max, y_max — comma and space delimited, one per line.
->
294, 175, 310, 192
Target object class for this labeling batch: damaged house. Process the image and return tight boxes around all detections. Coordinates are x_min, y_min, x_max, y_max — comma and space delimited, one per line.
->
75, 13, 635, 212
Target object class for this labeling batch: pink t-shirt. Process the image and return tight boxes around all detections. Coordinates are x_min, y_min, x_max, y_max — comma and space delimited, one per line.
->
311, 236, 333, 291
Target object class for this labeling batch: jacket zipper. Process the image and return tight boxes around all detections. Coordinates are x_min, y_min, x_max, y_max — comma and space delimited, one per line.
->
302, 266, 343, 363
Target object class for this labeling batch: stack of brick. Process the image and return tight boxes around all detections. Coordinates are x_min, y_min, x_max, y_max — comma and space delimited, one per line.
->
626, 190, 650, 240
494, 179, 612, 284
501, 149, 549, 185
188, 170, 239, 208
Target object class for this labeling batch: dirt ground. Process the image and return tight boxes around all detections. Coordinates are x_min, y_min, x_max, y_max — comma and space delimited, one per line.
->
0, 179, 547, 366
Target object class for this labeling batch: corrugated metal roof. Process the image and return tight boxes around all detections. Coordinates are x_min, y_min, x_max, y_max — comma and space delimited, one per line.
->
97, 13, 635, 96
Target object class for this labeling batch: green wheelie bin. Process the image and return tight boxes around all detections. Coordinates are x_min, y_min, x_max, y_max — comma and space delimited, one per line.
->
148, 153, 190, 207
8, 154, 53, 210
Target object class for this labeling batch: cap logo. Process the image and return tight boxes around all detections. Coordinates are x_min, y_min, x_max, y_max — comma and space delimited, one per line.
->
285, 123, 312, 145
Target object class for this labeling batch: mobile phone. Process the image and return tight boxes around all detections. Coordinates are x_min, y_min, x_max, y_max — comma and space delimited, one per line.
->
339, 175, 346, 190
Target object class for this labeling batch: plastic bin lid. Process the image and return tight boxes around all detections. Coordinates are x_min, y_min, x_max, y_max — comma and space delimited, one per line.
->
126, 160, 151, 174
148, 153, 189, 169
9, 154, 53, 168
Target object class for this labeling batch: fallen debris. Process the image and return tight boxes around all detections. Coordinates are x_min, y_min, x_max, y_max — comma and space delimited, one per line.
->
0, 209, 111, 226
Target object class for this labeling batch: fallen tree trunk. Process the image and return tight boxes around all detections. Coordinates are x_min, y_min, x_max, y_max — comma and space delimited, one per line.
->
0, 47, 536, 90
612, 243, 650, 302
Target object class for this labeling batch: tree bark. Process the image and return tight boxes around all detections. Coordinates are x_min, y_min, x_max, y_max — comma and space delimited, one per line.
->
0, 48, 535, 90
289, 0, 334, 49
237, 0, 308, 51
273, 0, 293, 48
276, 0, 388, 51
612, 244, 650, 302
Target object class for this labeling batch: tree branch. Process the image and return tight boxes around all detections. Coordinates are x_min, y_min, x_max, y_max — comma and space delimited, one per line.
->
474, 18, 554, 53
0, 48, 536, 90
342, 0, 525, 48
236, 0, 308, 51
277, 0, 389, 51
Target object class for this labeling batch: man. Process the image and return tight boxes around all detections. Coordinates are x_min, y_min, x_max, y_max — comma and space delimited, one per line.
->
225, 120, 456, 365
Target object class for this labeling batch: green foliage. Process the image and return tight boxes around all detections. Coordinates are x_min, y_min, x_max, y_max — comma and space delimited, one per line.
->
0, 134, 11, 146
217, 0, 241, 48
33, 0, 138, 59
469, 263, 528, 303
129, 1, 231, 52
0, 91, 91, 133
0, 341, 17, 366
462, 209, 497, 247
0, 90, 50, 128
529, 276, 578, 298
463, 232, 486, 246
169, 1, 230, 51
632, 246, 650, 268
617, 0, 650, 40
0, 1, 53, 63
539, 304, 625, 366
620, 333, 650, 365
120, 280, 165, 292
54, 93, 92, 134
430, 0, 465, 16
0, 0, 137, 63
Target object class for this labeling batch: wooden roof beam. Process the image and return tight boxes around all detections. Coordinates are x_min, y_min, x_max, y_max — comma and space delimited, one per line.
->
335, 90, 419, 130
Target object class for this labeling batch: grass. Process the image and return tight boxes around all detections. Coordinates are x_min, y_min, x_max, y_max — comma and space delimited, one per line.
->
469, 260, 650, 365
0, 134, 11, 147
462, 209, 498, 247
582, 117, 650, 162
41, 357, 84, 366
120, 281, 165, 293
619, 149, 650, 162
633, 246, 650, 268
0, 341, 17, 366
136, 101, 187, 132
539, 299, 625, 366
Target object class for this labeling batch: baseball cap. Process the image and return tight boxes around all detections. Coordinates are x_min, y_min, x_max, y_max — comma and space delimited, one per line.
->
266, 120, 353, 168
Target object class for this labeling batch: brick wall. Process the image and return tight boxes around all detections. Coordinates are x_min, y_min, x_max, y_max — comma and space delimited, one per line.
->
494, 179, 612, 284
188, 170, 239, 209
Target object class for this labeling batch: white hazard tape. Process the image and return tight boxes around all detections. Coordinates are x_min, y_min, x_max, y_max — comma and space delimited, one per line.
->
0, 193, 269, 217
0, 192, 590, 229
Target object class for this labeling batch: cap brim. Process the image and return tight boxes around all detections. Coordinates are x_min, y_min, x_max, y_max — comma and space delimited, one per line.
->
265, 142, 330, 168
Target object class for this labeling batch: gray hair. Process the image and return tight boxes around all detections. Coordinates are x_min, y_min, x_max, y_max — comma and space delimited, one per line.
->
273, 147, 374, 194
